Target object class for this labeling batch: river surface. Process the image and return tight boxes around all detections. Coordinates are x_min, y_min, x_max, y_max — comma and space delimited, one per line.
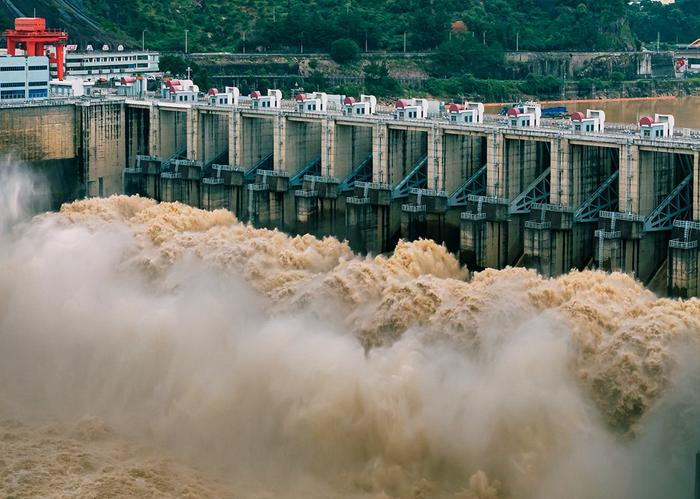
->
485, 96, 700, 129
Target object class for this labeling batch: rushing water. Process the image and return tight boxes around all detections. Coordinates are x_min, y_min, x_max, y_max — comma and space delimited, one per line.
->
485, 96, 700, 128
1, 162, 700, 498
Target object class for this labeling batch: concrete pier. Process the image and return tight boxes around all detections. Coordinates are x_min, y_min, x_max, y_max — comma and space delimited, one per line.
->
201, 164, 245, 215
461, 134, 552, 269
346, 182, 392, 254
522, 142, 620, 276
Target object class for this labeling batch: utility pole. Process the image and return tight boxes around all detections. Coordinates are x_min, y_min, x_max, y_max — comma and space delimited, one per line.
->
516, 31, 519, 52
403, 32, 407, 53
482, 31, 486, 45
242, 32, 246, 54
300, 32, 304, 54
185, 29, 189, 54
272, 6, 276, 22
657, 31, 660, 52
187, 66, 191, 80
365, 31, 368, 53
142, 30, 146, 51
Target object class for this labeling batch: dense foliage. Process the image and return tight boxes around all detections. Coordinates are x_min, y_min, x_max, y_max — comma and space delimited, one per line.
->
79, 0, 699, 53
330, 39, 360, 64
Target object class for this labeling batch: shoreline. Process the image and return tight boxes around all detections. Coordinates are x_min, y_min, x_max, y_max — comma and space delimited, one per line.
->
484, 95, 679, 107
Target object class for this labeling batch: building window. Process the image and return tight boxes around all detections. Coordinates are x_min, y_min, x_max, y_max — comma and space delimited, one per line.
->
28, 81, 47, 87
0, 82, 23, 88
28, 65, 48, 71
0, 90, 25, 99
28, 89, 47, 98
0, 66, 24, 72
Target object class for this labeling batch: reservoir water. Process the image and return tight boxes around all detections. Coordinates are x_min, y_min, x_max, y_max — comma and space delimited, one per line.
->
486, 95, 700, 128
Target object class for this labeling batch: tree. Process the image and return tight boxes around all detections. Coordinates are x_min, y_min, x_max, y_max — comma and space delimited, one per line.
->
363, 62, 400, 97
160, 55, 188, 77
431, 33, 505, 79
307, 71, 327, 91
330, 38, 360, 64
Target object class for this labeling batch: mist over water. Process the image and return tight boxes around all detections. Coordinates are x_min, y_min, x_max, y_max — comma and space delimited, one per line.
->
1, 162, 699, 498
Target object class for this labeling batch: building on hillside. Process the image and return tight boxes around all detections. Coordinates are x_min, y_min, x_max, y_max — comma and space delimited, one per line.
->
63, 49, 160, 80
161, 78, 199, 102
448, 102, 484, 124
250, 89, 282, 109
507, 102, 541, 128
207, 86, 240, 106
639, 114, 674, 138
0, 55, 49, 101
342, 95, 377, 116
49, 77, 95, 97
571, 110, 606, 133
115, 76, 146, 98
295, 91, 327, 112
394, 98, 428, 119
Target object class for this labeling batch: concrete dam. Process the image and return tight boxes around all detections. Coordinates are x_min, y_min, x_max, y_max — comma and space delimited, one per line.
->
2, 97, 700, 298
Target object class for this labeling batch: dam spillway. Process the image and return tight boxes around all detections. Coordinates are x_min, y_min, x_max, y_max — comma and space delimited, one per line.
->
2, 97, 700, 297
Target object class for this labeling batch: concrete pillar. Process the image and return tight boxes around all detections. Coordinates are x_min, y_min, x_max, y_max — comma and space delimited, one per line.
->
618, 142, 639, 214
372, 123, 388, 183
486, 130, 504, 197
693, 150, 700, 220
274, 113, 286, 172
321, 117, 335, 177
229, 110, 241, 167
549, 136, 569, 206
186, 107, 199, 162
148, 103, 160, 157
427, 124, 443, 191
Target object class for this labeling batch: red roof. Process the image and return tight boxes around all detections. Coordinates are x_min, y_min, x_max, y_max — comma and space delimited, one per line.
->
395, 99, 409, 108
121, 76, 136, 84
295, 93, 307, 101
208, 88, 219, 96
344, 96, 356, 105
639, 116, 654, 126
250, 90, 262, 99
448, 103, 464, 113
571, 111, 585, 121
506, 107, 520, 117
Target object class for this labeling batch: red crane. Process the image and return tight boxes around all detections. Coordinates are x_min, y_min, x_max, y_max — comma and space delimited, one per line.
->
3, 18, 69, 80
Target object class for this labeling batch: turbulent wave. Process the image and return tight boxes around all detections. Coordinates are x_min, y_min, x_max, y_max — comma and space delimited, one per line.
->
1, 184, 700, 498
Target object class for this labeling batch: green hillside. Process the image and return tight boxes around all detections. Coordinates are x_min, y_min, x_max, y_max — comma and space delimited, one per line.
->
75, 0, 693, 53
1, 0, 698, 54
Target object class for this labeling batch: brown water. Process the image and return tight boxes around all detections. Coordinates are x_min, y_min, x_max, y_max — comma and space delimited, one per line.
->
485, 96, 700, 128
1, 163, 700, 498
